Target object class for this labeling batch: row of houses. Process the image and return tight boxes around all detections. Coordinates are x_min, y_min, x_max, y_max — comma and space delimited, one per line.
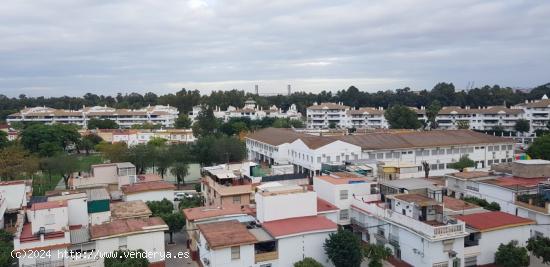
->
184, 158, 550, 267
307, 95, 550, 133
6, 105, 179, 128
189, 98, 302, 122
1, 162, 177, 267
245, 127, 515, 178
83, 128, 195, 146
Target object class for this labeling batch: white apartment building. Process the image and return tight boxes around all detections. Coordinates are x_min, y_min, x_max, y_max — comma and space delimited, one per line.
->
351, 193, 468, 267
456, 211, 534, 266
111, 129, 195, 146
313, 173, 379, 225
246, 128, 515, 178
190, 99, 302, 122
306, 102, 350, 129
305, 95, 549, 133
7, 105, 179, 128
196, 184, 338, 267
513, 95, 550, 132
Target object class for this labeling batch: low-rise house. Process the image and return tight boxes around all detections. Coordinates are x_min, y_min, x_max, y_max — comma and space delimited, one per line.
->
313, 172, 378, 225
70, 162, 136, 190
351, 192, 467, 267
0, 180, 32, 229
456, 211, 535, 266
442, 197, 485, 216
90, 217, 169, 266
121, 180, 175, 203
86, 188, 111, 225
110, 200, 152, 220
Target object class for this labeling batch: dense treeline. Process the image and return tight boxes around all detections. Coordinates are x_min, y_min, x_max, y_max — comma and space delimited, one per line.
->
1, 82, 549, 122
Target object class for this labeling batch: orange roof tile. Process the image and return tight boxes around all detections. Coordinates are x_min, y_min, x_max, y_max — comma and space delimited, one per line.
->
90, 217, 167, 239
197, 220, 257, 249
183, 205, 255, 221
317, 198, 339, 213
121, 181, 175, 194
456, 211, 534, 232
31, 200, 67, 210
262, 216, 337, 238
443, 196, 480, 211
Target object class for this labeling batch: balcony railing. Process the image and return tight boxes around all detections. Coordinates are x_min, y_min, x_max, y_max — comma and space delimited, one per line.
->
255, 251, 278, 263
351, 197, 465, 240
22, 259, 64, 267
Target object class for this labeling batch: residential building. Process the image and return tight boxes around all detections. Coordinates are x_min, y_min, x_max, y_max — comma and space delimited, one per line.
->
456, 211, 535, 266
246, 128, 514, 178
110, 128, 195, 146
70, 162, 137, 190
0, 180, 32, 230
121, 180, 176, 203
313, 172, 378, 225
347, 107, 388, 129
201, 162, 307, 208
7, 105, 179, 128
90, 217, 169, 266
351, 192, 468, 267
189, 99, 302, 122
306, 102, 350, 129
512, 94, 550, 132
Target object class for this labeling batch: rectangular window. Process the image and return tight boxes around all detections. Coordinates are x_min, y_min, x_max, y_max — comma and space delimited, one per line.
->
507, 145, 513, 150
336, 156, 340, 162
423, 150, 430, 156
414, 150, 421, 156
340, 190, 349, 200
389, 152, 395, 158
377, 153, 383, 159
232, 196, 241, 204
501, 145, 507, 150
231, 246, 240, 260
317, 157, 321, 163
439, 163, 445, 169
488, 146, 493, 151
431, 164, 438, 170
339, 209, 350, 220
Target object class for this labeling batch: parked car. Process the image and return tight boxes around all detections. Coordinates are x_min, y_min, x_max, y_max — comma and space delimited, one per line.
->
174, 192, 195, 201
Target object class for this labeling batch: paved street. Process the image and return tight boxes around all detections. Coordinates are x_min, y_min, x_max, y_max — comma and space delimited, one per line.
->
165, 231, 198, 267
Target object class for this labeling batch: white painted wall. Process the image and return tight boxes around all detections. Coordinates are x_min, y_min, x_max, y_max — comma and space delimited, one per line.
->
123, 190, 174, 203
94, 231, 167, 265
67, 198, 89, 226
0, 183, 27, 210
27, 207, 69, 233
198, 232, 255, 267
90, 211, 111, 225
278, 232, 335, 267
476, 225, 532, 265
255, 190, 317, 223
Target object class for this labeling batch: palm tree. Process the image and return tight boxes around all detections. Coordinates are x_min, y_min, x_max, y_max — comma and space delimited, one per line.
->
170, 162, 189, 188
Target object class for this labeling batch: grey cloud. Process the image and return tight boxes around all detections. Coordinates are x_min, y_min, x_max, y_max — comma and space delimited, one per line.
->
0, 0, 549, 96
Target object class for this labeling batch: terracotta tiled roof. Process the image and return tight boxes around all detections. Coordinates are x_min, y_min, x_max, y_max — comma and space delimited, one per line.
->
443, 196, 480, 211
183, 205, 255, 221
347, 107, 384, 115
338, 130, 512, 150
307, 102, 349, 110
479, 176, 548, 190
196, 220, 257, 249
317, 198, 339, 213
245, 128, 305, 146
315, 175, 372, 185
515, 99, 550, 108
110, 200, 152, 220
392, 194, 438, 207
456, 211, 534, 232
90, 217, 167, 239
121, 181, 175, 194
449, 171, 492, 180
31, 200, 67, 210
262, 216, 337, 238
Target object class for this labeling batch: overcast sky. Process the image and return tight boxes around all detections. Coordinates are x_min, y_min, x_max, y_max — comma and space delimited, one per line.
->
1, 0, 549, 97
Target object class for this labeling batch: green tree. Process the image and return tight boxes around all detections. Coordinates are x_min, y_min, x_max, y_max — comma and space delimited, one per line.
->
448, 155, 475, 171
527, 135, 550, 160
426, 100, 442, 129
0, 131, 8, 149
515, 119, 530, 134
147, 137, 167, 147
104, 249, 149, 267
146, 199, 174, 216
0, 230, 13, 267
495, 240, 529, 267
179, 195, 202, 209
364, 244, 392, 267
456, 120, 470, 129
192, 106, 220, 137
155, 148, 173, 179
385, 105, 422, 129
175, 114, 193, 128
527, 236, 550, 264
161, 212, 185, 244
329, 121, 337, 129
20, 123, 80, 155
78, 134, 102, 155
0, 145, 39, 180
51, 154, 79, 189
171, 162, 189, 187
492, 125, 505, 136
324, 228, 363, 267
294, 257, 324, 267
87, 118, 119, 129
96, 142, 130, 163
193, 135, 245, 165
127, 144, 153, 174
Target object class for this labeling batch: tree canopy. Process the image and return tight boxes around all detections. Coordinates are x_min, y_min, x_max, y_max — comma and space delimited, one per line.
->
448, 155, 475, 171
385, 104, 422, 129
175, 114, 193, 129
515, 119, 530, 133
426, 100, 442, 129
294, 257, 324, 267
104, 249, 149, 267
527, 236, 550, 264
20, 123, 80, 156
0, 131, 8, 149
87, 118, 118, 129
527, 134, 550, 160
495, 240, 529, 267
324, 229, 364, 267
